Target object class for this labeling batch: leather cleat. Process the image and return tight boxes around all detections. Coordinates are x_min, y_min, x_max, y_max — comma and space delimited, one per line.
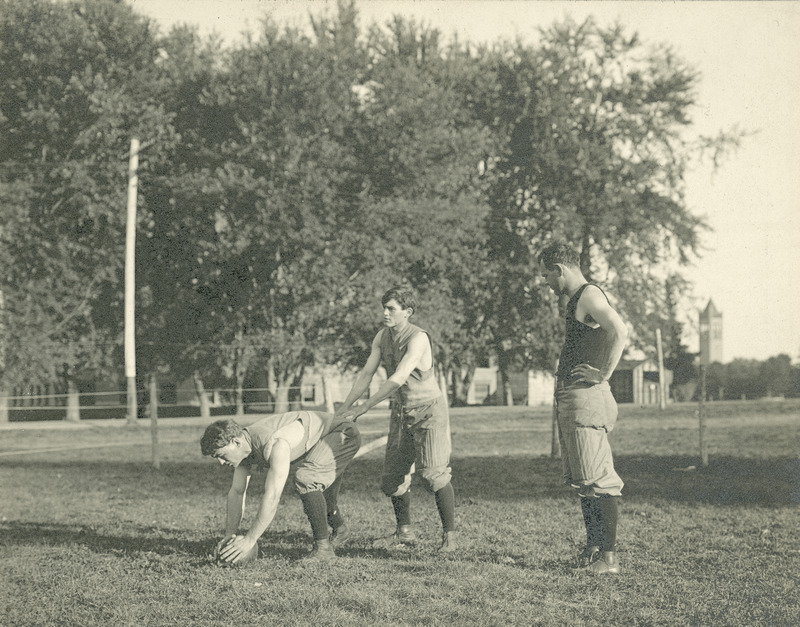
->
575, 545, 601, 568
372, 525, 416, 549
302, 540, 336, 562
586, 550, 620, 574
437, 531, 457, 553
329, 524, 350, 549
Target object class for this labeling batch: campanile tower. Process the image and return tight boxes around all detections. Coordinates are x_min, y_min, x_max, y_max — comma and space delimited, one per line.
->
699, 299, 723, 365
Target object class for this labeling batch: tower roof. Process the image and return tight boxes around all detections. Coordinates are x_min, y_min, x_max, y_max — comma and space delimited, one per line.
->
702, 299, 721, 317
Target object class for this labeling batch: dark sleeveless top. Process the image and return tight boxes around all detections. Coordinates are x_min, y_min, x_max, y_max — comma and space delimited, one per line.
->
556, 284, 609, 383
379, 323, 442, 407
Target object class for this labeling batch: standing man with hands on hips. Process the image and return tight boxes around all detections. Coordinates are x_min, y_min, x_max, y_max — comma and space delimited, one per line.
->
539, 242, 628, 575
336, 286, 457, 553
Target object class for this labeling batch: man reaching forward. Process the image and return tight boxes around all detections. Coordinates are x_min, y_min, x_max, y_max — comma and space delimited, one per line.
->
337, 286, 456, 553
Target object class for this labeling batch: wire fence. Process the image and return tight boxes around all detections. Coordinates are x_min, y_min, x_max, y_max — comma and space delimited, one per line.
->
0, 383, 336, 422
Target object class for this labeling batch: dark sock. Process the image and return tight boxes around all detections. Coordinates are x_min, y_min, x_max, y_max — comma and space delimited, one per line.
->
581, 497, 602, 547
391, 491, 412, 527
300, 491, 329, 541
324, 477, 344, 529
434, 483, 456, 533
597, 496, 619, 551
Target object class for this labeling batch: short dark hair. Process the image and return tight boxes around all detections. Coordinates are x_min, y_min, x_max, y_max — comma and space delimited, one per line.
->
538, 242, 580, 270
200, 419, 244, 456
381, 286, 417, 314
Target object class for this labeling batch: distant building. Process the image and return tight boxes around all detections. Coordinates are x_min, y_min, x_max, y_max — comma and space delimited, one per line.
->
609, 359, 672, 406
699, 299, 723, 365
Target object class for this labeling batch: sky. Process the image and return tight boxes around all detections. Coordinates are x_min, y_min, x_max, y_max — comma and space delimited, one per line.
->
131, 0, 800, 363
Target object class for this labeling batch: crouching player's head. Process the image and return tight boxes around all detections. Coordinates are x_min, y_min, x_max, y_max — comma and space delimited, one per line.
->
201, 419, 250, 467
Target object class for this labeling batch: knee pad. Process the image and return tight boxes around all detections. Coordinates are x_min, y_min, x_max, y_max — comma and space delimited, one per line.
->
381, 474, 410, 498
419, 466, 451, 493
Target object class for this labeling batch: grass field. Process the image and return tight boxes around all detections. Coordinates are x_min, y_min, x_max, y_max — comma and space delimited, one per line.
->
2, 400, 799, 626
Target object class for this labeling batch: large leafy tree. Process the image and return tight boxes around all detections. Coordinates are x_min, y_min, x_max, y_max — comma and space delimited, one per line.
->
139, 7, 367, 412
330, 15, 497, 400
480, 19, 736, 397
0, 0, 173, 397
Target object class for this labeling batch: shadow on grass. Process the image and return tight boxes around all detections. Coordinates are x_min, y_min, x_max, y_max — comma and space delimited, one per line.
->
0, 520, 210, 560
616, 455, 800, 505
0, 520, 327, 565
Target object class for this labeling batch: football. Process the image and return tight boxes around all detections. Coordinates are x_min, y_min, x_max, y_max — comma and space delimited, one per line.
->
235, 541, 259, 566
213, 537, 258, 567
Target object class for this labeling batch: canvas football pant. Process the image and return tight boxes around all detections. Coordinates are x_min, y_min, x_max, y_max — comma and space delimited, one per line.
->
296, 420, 361, 541
380, 397, 452, 497
556, 381, 623, 497
295, 420, 362, 494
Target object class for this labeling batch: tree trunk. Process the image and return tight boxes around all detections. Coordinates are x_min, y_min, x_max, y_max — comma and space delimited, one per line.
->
66, 379, 80, 421
503, 376, 514, 406
497, 347, 514, 406
274, 383, 290, 413
290, 368, 303, 411
451, 369, 464, 406
580, 232, 593, 280
235, 381, 244, 416
322, 376, 335, 413
551, 358, 561, 458
551, 396, 561, 458
193, 372, 210, 419
0, 388, 8, 423
459, 364, 476, 406
149, 374, 160, 470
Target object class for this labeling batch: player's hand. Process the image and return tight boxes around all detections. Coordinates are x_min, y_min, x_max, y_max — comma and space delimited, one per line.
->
337, 405, 365, 422
214, 534, 234, 559
218, 534, 256, 564
571, 363, 604, 384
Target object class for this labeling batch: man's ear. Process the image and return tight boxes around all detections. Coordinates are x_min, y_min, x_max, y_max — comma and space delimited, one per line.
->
554, 263, 565, 276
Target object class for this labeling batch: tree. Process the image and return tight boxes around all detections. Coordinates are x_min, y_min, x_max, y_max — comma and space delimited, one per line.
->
0, 0, 174, 400
479, 19, 739, 381
137, 7, 368, 412
329, 15, 499, 401
662, 274, 697, 398
726, 359, 763, 400
759, 354, 793, 398
704, 362, 727, 401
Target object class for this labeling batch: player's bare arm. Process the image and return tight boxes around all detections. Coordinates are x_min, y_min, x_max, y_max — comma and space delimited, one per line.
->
572, 286, 628, 384
342, 331, 429, 421
223, 466, 251, 538
219, 422, 303, 563
336, 331, 383, 419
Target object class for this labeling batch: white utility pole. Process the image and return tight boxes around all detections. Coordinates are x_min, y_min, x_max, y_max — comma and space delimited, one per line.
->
125, 138, 139, 425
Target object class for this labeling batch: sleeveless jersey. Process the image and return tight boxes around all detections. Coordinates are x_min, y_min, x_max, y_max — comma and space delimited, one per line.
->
379, 323, 442, 407
556, 284, 609, 383
241, 410, 335, 470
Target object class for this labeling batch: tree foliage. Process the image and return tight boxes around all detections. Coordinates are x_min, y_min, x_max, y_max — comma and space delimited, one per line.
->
0, 0, 173, 389
1, 1, 746, 409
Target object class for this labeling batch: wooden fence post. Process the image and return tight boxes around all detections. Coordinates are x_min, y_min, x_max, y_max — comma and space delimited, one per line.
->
698, 365, 709, 467
150, 374, 160, 469
656, 328, 667, 410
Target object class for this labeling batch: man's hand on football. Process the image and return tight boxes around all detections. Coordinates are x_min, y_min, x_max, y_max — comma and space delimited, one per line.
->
218, 534, 255, 564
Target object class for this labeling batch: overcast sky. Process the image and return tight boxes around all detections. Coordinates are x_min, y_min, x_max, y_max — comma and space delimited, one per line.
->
131, 0, 800, 363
